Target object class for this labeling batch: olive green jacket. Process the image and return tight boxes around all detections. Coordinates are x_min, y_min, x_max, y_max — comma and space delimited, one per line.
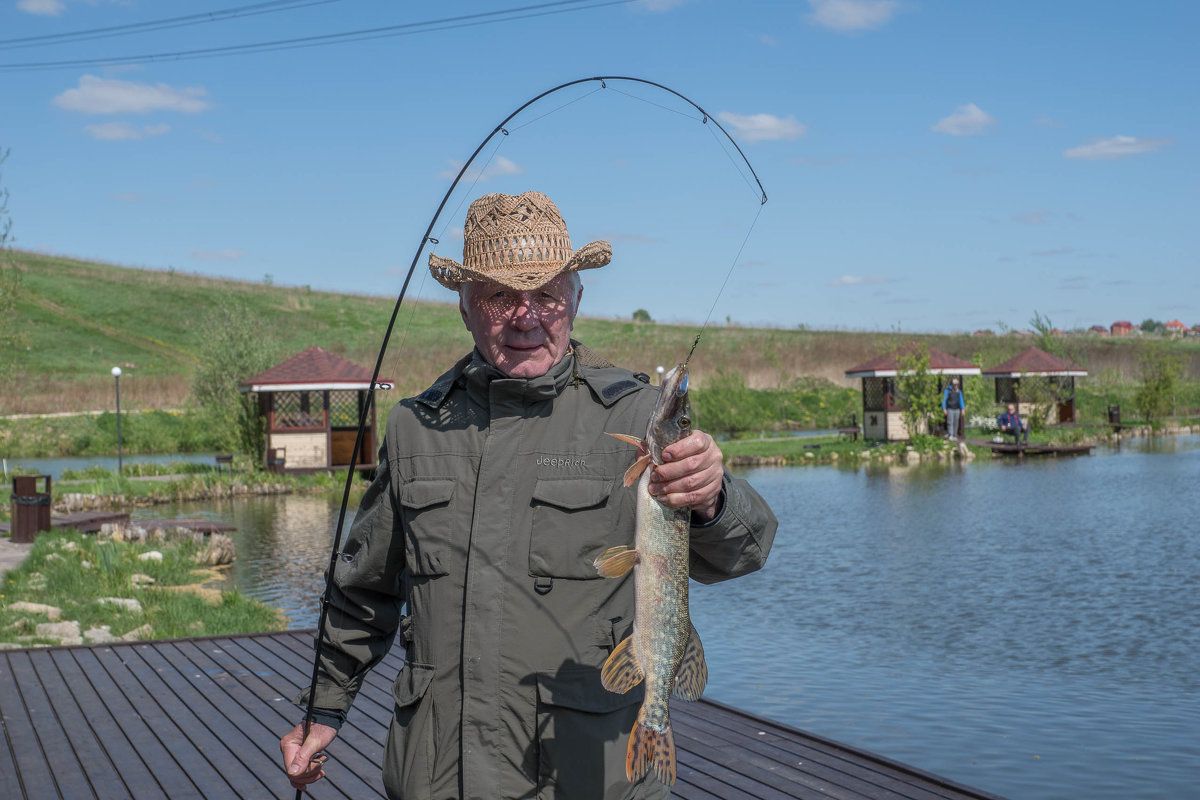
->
302, 345, 777, 800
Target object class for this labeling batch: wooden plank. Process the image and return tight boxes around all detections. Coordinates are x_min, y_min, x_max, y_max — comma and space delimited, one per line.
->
88, 644, 249, 799
169, 638, 384, 800
111, 642, 284, 800
0, 652, 48, 800
62, 648, 182, 800
5, 650, 94, 799
27, 649, 133, 800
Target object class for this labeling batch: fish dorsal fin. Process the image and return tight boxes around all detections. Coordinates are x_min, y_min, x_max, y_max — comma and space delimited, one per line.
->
672, 624, 708, 702
601, 635, 644, 694
594, 545, 639, 578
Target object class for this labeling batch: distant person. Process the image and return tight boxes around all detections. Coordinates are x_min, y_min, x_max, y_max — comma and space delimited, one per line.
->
941, 378, 964, 441
998, 403, 1029, 445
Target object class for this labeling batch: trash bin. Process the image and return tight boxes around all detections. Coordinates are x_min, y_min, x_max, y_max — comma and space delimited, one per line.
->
1107, 404, 1121, 425
11, 474, 52, 544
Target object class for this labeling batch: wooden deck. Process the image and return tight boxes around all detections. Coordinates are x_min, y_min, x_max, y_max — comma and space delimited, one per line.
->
0, 631, 1006, 800
967, 438, 1094, 457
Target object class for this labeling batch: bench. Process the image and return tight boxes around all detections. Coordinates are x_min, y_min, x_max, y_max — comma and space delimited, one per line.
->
214, 454, 234, 473
837, 413, 860, 442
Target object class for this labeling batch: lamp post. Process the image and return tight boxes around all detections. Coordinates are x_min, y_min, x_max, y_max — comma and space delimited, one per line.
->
111, 366, 123, 476
655, 365, 665, 385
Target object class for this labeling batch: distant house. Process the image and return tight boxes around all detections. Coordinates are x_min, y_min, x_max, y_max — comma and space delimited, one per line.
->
1192, 324, 1200, 337
1165, 320, 1187, 338
1010, 329, 1035, 338
1050, 328, 1067, 336
1111, 321, 1135, 337
1088, 325, 1109, 336
973, 329, 995, 337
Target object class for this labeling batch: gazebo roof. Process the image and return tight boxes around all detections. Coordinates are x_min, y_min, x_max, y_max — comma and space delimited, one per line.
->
981, 346, 1087, 377
239, 346, 394, 392
844, 345, 980, 379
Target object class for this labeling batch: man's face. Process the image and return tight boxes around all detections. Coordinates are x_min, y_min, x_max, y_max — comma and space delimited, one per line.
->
1007, 404, 1016, 414
459, 272, 582, 378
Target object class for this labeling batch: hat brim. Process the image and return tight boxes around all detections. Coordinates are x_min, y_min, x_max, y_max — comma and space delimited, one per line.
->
429, 240, 611, 291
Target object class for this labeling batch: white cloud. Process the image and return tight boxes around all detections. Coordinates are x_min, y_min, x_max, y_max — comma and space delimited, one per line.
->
17, 0, 66, 15
438, 155, 524, 182
1033, 114, 1065, 129
190, 249, 245, 262
84, 122, 170, 141
1063, 135, 1170, 160
53, 75, 211, 115
1012, 210, 1051, 226
716, 112, 805, 143
932, 103, 996, 136
807, 0, 900, 32
829, 275, 894, 286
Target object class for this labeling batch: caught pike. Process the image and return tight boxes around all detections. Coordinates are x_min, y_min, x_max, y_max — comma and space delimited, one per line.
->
594, 360, 707, 787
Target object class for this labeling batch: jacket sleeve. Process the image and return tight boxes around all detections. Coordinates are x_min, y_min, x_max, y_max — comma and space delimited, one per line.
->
295, 441, 405, 720
687, 468, 777, 585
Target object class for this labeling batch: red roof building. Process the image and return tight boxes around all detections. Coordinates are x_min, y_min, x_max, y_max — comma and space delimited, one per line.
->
844, 344, 980, 441
240, 346, 393, 473
1165, 320, 1187, 337
982, 346, 1087, 423
1111, 321, 1135, 336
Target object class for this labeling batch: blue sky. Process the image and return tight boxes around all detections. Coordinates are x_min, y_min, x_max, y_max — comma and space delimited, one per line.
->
1, 0, 1196, 333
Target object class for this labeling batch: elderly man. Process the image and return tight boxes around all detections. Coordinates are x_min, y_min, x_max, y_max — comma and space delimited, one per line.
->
279, 191, 777, 800
998, 402, 1029, 446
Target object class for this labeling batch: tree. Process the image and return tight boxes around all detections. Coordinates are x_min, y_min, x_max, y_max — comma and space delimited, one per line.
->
1030, 310, 1062, 356
1135, 344, 1185, 425
0, 148, 26, 384
1140, 318, 1164, 335
895, 343, 941, 440
631, 308, 653, 324
192, 297, 280, 463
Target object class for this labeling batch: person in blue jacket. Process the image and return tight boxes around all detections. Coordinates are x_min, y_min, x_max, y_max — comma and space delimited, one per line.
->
998, 403, 1029, 445
941, 377, 964, 441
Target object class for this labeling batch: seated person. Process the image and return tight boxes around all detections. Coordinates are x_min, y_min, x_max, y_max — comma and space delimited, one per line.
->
998, 403, 1029, 445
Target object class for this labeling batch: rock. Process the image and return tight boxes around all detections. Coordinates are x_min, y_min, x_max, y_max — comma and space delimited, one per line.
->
98, 597, 144, 614
804, 452, 815, 459
187, 621, 205, 634
8, 601, 62, 620
84, 626, 121, 644
138, 551, 164, 563
5, 618, 33, 632
829, 452, 838, 460
195, 534, 236, 567
131, 573, 156, 587
81, 560, 93, 569
122, 624, 153, 642
35, 620, 81, 642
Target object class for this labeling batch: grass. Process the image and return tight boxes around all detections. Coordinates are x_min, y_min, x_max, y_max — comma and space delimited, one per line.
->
0, 530, 285, 646
5, 249, 1199, 416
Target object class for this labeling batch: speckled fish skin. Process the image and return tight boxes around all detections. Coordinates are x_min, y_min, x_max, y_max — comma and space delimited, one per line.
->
597, 362, 703, 787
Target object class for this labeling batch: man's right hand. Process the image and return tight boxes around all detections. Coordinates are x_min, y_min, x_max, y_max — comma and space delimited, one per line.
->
280, 721, 339, 791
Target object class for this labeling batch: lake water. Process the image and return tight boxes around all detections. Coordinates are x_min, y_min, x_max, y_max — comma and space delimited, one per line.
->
141, 435, 1200, 800
5, 452, 218, 480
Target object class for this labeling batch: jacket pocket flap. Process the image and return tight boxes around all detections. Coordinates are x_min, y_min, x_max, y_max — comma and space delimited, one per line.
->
537, 668, 642, 712
391, 660, 436, 707
531, 478, 613, 511
399, 479, 455, 510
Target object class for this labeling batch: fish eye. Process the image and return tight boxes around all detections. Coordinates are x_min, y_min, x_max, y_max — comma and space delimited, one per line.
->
679, 416, 691, 428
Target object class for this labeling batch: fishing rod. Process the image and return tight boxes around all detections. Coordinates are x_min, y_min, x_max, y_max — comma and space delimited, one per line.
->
294, 75, 768, 795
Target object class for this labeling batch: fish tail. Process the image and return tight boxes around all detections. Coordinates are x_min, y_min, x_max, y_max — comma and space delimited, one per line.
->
625, 715, 676, 786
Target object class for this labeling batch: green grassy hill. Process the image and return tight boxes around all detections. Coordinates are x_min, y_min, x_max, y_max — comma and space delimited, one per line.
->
4, 249, 1198, 416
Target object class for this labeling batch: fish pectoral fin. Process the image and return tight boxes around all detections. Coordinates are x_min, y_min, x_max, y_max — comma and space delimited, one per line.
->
594, 545, 639, 578
601, 636, 645, 694
605, 432, 646, 450
622, 452, 653, 487
626, 718, 676, 786
672, 623, 708, 702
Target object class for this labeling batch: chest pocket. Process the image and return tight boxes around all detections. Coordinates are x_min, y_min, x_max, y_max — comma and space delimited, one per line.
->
529, 477, 617, 580
400, 478, 456, 577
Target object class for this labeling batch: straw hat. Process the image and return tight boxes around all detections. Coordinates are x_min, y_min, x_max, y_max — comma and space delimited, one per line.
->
429, 191, 611, 290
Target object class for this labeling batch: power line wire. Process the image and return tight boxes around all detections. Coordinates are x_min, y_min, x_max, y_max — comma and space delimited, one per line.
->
0, 0, 347, 50
0, 0, 636, 72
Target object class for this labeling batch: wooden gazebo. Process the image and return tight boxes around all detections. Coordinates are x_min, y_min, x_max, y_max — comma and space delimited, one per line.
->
239, 346, 393, 473
844, 346, 980, 441
982, 346, 1087, 424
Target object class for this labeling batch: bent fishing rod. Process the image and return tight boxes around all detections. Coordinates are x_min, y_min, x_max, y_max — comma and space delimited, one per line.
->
295, 75, 768, 793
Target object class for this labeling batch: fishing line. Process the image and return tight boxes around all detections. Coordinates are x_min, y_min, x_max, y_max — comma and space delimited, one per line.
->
604, 85, 706, 123
694, 202, 764, 337
705, 118, 762, 202
295, 77, 766, 800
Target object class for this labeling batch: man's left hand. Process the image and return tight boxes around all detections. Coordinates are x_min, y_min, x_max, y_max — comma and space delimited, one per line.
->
649, 430, 724, 522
